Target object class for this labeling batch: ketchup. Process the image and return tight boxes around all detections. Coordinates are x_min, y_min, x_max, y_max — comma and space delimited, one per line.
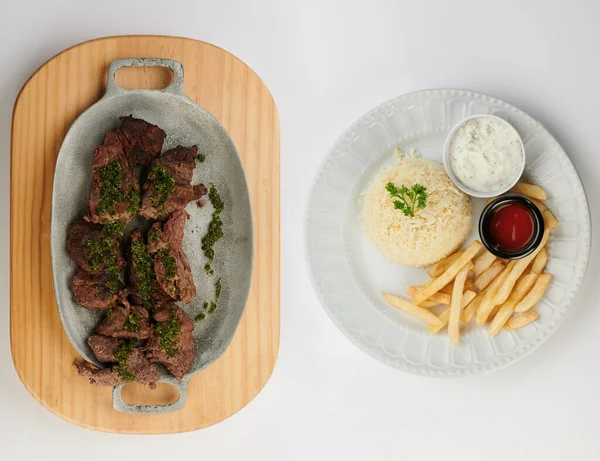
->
489, 202, 534, 252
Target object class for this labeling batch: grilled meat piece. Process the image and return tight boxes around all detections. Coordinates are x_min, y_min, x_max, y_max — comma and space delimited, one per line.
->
72, 269, 118, 309
87, 335, 122, 363
144, 305, 195, 379
95, 303, 153, 340
140, 184, 207, 221
126, 229, 172, 308
66, 220, 125, 273
67, 221, 102, 272
139, 145, 207, 221
74, 347, 158, 389
125, 348, 159, 387
103, 116, 166, 167
86, 143, 140, 224
73, 362, 124, 387
152, 145, 197, 183
147, 211, 196, 303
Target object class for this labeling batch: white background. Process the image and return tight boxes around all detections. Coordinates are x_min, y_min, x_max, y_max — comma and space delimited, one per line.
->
1, 0, 599, 459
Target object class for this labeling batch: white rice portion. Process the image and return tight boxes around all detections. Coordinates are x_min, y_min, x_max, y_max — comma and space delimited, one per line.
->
361, 154, 472, 267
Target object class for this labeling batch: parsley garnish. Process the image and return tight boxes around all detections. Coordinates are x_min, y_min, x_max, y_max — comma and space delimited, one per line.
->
385, 182, 428, 217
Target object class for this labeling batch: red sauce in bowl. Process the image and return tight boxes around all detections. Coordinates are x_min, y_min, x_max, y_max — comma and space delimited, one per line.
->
489, 202, 534, 252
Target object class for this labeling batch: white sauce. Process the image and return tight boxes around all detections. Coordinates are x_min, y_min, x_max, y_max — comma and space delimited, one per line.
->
449, 116, 523, 193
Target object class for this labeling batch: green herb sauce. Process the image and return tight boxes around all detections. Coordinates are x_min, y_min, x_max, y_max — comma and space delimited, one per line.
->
209, 184, 224, 213
201, 185, 224, 260
155, 309, 180, 357
113, 340, 136, 381
123, 311, 141, 332
149, 164, 175, 212
197, 153, 206, 163
148, 228, 161, 243
126, 186, 141, 214
130, 238, 156, 308
86, 221, 125, 296
215, 278, 222, 299
208, 302, 217, 314
96, 161, 140, 217
160, 249, 177, 280
195, 312, 206, 322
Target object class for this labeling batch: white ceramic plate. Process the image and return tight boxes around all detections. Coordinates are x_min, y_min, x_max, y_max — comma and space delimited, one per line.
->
305, 89, 590, 377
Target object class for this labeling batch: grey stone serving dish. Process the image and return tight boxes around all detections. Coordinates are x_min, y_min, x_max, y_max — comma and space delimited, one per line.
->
50, 58, 253, 414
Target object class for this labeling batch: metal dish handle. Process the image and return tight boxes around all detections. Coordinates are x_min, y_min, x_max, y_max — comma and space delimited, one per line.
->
112, 376, 190, 414
105, 58, 187, 98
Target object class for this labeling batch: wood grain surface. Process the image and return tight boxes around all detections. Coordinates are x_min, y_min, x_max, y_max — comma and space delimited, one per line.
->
10, 35, 280, 433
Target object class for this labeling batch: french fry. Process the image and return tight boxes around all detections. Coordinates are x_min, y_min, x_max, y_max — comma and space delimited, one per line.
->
511, 182, 547, 201
514, 273, 552, 313
531, 248, 548, 275
406, 285, 418, 296
529, 197, 548, 212
493, 229, 550, 305
475, 260, 506, 291
446, 279, 473, 294
427, 252, 464, 278
440, 279, 475, 296
543, 209, 559, 231
420, 299, 441, 309
440, 282, 454, 295
473, 250, 496, 276
504, 310, 538, 330
489, 273, 539, 336
413, 241, 483, 305
382, 293, 443, 327
529, 198, 559, 231
465, 279, 475, 292
448, 263, 472, 346
462, 274, 504, 324
415, 292, 450, 305
407, 286, 450, 305
476, 260, 517, 324
461, 291, 484, 323
407, 279, 435, 295
430, 290, 477, 333
489, 304, 502, 321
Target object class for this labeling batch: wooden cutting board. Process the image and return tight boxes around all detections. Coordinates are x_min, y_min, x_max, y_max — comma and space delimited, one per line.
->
10, 35, 280, 433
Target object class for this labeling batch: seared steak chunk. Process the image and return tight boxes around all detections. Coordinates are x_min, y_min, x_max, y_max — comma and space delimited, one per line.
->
139, 145, 206, 221
123, 348, 159, 387
147, 211, 196, 303
73, 362, 124, 387
96, 303, 153, 340
72, 269, 118, 309
144, 306, 195, 379
104, 116, 166, 167
86, 143, 140, 224
140, 184, 207, 221
153, 145, 198, 183
74, 342, 158, 388
87, 335, 122, 363
67, 221, 102, 272
126, 229, 171, 309
67, 220, 125, 273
